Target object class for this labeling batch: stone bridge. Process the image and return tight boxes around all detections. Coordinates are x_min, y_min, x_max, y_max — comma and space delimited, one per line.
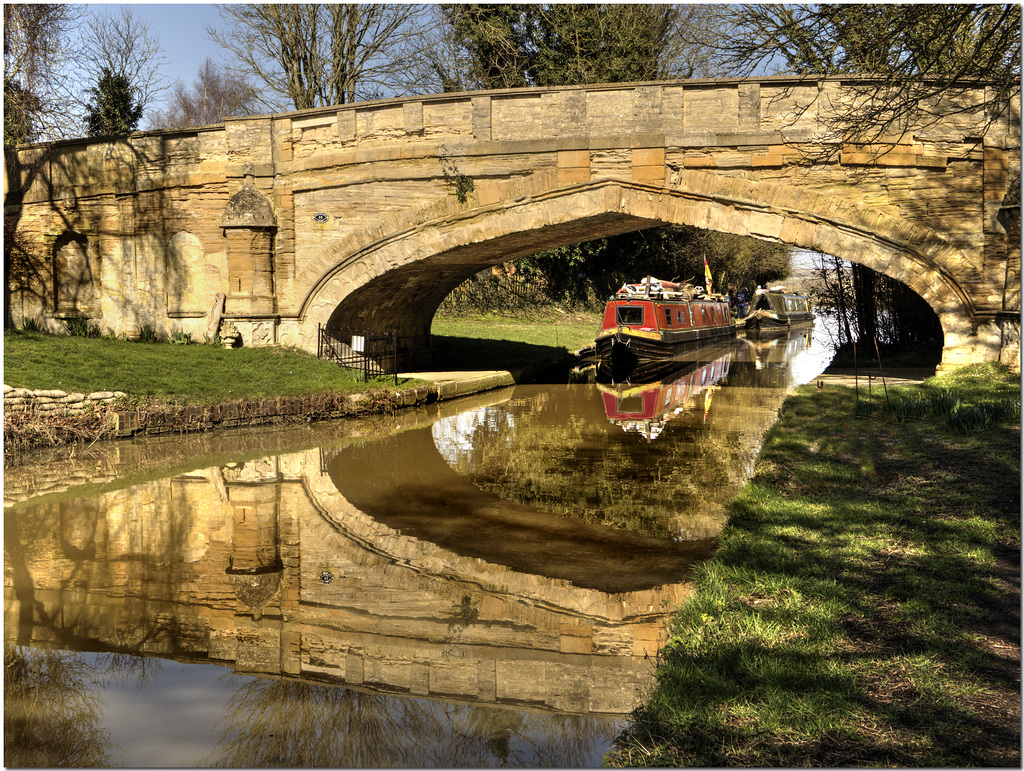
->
4, 75, 1020, 369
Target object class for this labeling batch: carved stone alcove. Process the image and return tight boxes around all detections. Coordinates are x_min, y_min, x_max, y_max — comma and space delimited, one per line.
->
221, 174, 277, 318
52, 231, 98, 317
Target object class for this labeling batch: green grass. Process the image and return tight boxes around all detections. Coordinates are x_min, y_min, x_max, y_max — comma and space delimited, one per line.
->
3, 330, 406, 405
609, 363, 1021, 767
3, 314, 602, 405
430, 312, 600, 370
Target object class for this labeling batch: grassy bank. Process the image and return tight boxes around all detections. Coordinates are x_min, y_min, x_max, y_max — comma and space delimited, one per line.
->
430, 311, 600, 370
609, 362, 1021, 767
3, 330, 424, 454
3, 317, 598, 452
4, 312, 600, 399
3, 330, 402, 404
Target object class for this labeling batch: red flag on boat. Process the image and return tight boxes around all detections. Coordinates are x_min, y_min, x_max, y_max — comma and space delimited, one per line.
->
704, 255, 713, 294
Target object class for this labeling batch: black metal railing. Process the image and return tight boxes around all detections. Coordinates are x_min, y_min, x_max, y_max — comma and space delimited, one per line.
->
318, 325, 399, 384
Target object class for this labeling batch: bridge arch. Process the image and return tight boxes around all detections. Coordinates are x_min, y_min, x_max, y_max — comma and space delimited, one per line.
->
290, 171, 978, 369
9, 77, 1016, 369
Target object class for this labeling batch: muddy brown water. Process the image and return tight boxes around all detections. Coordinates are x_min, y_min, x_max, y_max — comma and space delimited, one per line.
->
4, 328, 832, 767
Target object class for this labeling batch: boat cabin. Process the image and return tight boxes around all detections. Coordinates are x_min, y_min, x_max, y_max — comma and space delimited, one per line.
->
601, 298, 731, 333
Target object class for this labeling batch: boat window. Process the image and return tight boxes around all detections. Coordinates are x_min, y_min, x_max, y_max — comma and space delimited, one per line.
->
616, 305, 644, 325
664, 308, 672, 326
618, 394, 643, 414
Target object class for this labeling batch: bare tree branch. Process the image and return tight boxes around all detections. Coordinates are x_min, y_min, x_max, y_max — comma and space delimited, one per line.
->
207, 4, 435, 111
4, 3, 86, 144
148, 59, 261, 130
78, 6, 170, 120
705, 4, 1021, 161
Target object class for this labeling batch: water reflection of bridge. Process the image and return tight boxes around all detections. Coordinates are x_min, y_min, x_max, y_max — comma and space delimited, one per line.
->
5, 435, 682, 716
4, 329, 819, 717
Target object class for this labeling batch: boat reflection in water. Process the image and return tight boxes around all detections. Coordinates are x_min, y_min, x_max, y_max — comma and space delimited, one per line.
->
736, 326, 820, 387
746, 327, 815, 368
596, 343, 734, 443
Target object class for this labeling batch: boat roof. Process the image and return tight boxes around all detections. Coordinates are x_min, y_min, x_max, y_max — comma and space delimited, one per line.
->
613, 286, 729, 302
760, 287, 810, 299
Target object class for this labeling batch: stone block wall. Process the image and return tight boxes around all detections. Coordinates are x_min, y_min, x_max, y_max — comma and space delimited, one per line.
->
5, 76, 1019, 369
3, 385, 125, 416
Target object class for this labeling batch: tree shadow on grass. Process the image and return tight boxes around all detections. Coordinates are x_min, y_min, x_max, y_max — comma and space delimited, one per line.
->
430, 335, 573, 382
611, 387, 1021, 767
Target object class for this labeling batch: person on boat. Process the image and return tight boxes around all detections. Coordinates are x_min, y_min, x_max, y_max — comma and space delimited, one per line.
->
736, 287, 750, 318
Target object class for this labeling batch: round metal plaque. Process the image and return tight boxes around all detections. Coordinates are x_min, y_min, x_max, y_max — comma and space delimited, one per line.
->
318, 571, 334, 585
313, 212, 329, 223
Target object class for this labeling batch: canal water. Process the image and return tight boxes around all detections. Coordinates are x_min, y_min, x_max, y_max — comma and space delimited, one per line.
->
4, 326, 833, 768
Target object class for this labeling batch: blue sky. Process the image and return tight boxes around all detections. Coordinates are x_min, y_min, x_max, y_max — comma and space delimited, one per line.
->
135, 4, 228, 86
83, 3, 230, 117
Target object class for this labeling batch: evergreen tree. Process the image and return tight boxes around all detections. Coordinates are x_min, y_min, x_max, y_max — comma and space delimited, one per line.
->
4, 79, 39, 147
79, 6, 169, 128
84, 68, 144, 136
530, 4, 675, 85
440, 3, 716, 89
443, 4, 537, 89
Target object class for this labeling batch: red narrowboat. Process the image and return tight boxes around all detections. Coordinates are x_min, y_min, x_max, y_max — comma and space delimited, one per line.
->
591, 277, 736, 366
